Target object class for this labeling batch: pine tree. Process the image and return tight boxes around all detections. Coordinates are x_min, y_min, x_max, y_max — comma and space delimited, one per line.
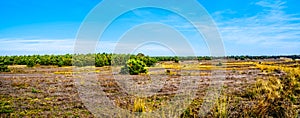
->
120, 59, 147, 75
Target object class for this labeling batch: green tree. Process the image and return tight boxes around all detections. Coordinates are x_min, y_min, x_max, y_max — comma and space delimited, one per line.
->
0, 62, 10, 72
57, 60, 64, 67
26, 59, 35, 67
174, 56, 179, 63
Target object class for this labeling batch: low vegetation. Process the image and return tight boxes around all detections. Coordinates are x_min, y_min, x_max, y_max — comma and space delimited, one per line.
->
0, 54, 300, 117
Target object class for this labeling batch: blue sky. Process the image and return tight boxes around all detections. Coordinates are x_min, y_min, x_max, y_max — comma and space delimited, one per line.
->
0, 0, 299, 56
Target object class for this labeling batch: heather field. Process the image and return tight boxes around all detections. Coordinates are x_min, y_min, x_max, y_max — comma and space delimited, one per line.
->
1, 58, 299, 117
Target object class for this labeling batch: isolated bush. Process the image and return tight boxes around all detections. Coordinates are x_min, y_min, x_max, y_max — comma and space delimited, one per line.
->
134, 54, 157, 67
166, 69, 171, 75
120, 59, 147, 75
216, 62, 223, 66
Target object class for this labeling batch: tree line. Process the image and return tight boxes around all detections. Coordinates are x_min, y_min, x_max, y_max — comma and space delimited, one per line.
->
0, 53, 157, 68
0, 53, 299, 72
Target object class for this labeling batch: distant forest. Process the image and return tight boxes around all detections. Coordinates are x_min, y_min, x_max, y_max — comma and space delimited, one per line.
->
0, 53, 299, 68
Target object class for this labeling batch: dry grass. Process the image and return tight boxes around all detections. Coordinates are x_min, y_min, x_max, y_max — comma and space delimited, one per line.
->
161, 63, 181, 70
133, 98, 146, 113
213, 94, 231, 118
7, 65, 27, 68
234, 61, 300, 117
1, 59, 299, 117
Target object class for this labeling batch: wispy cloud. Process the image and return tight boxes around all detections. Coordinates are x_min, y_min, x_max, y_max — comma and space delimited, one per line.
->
0, 38, 75, 55
215, 0, 300, 54
0, 38, 122, 55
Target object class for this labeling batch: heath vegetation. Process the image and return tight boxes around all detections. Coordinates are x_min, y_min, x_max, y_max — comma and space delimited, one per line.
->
0, 53, 299, 117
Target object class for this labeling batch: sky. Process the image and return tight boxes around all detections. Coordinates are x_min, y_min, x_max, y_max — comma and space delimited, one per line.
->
0, 0, 299, 56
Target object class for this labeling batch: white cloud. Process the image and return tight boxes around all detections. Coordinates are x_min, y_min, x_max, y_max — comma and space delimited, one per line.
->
1, 38, 72, 49
0, 38, 75, 55
214, 0, 300, 55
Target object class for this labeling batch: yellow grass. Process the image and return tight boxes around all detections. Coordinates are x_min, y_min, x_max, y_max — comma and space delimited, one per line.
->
255, 62, 300, 76
54, 70, 100, 74
162, 63, 181, 69
225, 62, 255, 65
133, 98, 146, 113
8, 65, 27, 68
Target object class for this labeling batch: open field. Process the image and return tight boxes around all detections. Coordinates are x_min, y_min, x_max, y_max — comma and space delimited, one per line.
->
0, 59, 300, 117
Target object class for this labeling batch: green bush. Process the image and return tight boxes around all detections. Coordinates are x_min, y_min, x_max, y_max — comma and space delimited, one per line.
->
31, 87, 39, 93
0, 63, 10, 72
120, 59, 147, 75
0, 101, 13, 113
26, 59, 35, 67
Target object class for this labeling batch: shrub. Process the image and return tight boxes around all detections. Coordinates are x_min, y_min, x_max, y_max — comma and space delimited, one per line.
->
31, 87, 39, 93
135, 54, 157, 67
166, 69, 171, 75
120, 59, 147, 75
216, 62, 223, 66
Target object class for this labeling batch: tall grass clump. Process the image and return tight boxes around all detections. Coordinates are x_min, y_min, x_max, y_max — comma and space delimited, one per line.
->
212, 94, 230, 118
133, 98, 146, 113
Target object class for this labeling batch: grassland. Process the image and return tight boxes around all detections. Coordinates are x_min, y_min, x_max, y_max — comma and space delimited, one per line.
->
0, 58, 299, 117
